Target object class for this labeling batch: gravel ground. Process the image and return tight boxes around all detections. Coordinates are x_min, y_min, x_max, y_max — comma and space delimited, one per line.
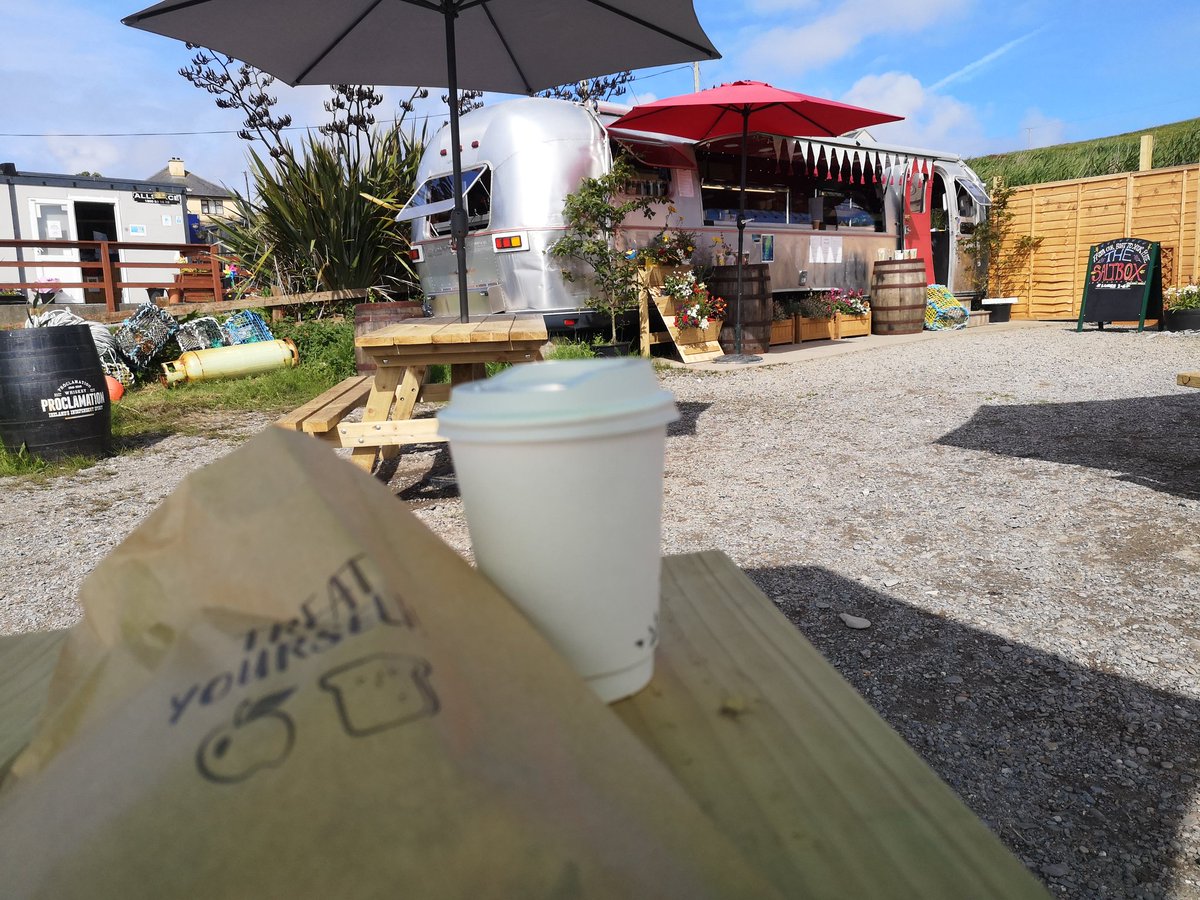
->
2, 322, 1198, 898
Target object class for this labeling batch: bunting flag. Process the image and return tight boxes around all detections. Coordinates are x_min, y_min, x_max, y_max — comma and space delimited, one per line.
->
772, 136, 784, 173
830, 148, 840, 181
809, 143, 817, 176
816, 146, 826, 179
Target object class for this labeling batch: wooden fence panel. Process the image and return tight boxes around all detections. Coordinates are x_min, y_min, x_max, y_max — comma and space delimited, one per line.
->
1002, 164, 1200, 319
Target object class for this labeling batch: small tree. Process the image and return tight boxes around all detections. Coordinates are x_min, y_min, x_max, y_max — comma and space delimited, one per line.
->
548, 157, 663, 345
961, 182, 1043, 299
540, 72, 635, 105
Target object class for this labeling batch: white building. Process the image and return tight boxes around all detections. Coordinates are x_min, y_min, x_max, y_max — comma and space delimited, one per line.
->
0, 162, 189, 304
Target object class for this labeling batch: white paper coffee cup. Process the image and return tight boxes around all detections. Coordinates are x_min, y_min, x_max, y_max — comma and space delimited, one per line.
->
438, 359, 679, 702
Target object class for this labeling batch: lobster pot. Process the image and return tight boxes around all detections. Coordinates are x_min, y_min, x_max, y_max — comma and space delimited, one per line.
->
222, 310, 274, 345
114, 303, 178, 369
354, 302, 425, 373
175, 316, 226, 353
871, 259, 928, 335
0, 325, 111, 460
708, 264, 771, 354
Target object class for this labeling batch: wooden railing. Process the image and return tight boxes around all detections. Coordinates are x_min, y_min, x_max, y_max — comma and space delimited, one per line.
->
0, 239, 225, 312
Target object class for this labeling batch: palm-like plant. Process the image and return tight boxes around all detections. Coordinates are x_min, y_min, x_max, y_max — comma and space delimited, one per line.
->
217, 124, 426, 301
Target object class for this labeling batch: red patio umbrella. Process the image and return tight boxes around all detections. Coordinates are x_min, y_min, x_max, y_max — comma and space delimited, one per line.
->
611, 81, 902, 360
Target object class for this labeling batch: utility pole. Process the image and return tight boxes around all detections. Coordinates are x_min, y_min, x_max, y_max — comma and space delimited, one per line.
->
693, 62, 700, 92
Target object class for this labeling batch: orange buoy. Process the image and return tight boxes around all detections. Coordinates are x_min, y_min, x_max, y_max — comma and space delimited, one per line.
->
105, 375, 125, 402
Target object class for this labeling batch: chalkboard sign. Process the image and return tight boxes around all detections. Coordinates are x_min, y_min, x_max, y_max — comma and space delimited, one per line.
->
1076, 238, 1162, 331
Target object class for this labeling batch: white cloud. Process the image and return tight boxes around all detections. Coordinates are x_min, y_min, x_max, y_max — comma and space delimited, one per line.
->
742, 0, 969, 75
841, 72, 990, 156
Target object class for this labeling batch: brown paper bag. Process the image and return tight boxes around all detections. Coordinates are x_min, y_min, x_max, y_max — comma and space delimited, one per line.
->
0, 428, 779, 899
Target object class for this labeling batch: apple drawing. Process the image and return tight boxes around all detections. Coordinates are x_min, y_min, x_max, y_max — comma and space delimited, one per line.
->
196, 687, 296, 784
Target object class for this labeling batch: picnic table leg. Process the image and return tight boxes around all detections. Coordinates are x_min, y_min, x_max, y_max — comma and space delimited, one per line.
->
375, 364, 428, 465
348, 365, 404, 472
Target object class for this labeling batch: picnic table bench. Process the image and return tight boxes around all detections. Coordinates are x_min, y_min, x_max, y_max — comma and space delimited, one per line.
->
1178, 371, 1200, 388
0, 550, 1049, 898
276, 314, 547, 471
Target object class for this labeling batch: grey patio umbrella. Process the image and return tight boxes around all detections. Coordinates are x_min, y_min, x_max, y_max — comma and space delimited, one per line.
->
122, 0, 721, 322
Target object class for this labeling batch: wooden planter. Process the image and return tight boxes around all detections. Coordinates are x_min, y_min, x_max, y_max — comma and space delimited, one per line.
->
637, 267, 724, 363
835, 310, 871, 338
769, 318, 796, 345
796, 315, 838, 342
675, 319, 724, 346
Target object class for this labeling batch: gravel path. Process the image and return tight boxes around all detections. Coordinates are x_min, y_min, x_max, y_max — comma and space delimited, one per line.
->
2, 323, 1198, 898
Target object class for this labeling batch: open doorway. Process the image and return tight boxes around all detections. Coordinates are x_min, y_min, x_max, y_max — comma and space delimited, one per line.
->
929, 172, 950, 287
73, 201, 120, 305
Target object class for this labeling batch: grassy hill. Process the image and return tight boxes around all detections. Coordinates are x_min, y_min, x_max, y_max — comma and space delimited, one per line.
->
966, 118, 1200, 188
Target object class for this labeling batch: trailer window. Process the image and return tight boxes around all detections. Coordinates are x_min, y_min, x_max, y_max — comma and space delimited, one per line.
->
956, 178, 990, 217
397, 166, 492, 237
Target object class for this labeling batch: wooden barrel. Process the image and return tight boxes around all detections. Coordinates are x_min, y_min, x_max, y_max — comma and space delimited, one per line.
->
0, 325, 111, 460
708, 264, 771, 354
870, 259, 927, 335
353, 301, 426, 373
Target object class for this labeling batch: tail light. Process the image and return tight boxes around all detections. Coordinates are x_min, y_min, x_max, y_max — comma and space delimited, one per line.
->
409, 245, 425, 263
492, 231, 529, 253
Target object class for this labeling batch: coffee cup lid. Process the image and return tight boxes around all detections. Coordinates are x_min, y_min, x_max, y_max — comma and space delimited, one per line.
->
438, 359, 678, 442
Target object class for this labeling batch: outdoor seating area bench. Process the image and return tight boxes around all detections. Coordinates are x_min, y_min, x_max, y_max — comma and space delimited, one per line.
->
274, 374, 450, 442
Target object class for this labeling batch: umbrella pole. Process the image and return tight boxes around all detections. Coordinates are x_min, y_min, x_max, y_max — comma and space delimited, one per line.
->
735, 109, 748, 355
714, 107, 761, 365
444, 2, 470, 323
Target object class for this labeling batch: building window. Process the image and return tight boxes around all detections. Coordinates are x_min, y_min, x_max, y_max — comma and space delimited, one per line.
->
201, 199, 224, 216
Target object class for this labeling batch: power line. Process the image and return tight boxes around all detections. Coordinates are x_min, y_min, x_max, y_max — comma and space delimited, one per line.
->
0, 65, 695, 140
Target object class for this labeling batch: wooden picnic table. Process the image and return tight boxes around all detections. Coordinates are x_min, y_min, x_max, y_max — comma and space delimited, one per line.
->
278, 314, 548, 471
0, 551, 1048, 898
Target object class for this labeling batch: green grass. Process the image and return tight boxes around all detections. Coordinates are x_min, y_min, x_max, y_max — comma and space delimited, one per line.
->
967, 117, 1200, 188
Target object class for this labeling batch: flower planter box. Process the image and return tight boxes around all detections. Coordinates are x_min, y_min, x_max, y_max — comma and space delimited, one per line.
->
769, 318, 796, 345
674, 319, 723, 345
796, 315, 838, 342
835, 310, 870, 338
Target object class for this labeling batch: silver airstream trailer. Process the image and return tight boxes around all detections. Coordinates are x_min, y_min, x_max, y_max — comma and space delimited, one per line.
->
400, 96, 990, 333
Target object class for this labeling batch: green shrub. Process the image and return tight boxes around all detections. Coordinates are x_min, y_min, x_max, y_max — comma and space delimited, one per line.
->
269, 317, 356, 381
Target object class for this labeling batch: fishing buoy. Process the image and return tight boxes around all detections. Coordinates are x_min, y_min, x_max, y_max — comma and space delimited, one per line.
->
105, 375, 125, 402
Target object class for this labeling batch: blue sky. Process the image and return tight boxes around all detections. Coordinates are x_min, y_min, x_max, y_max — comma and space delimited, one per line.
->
1, 0, 1197, 192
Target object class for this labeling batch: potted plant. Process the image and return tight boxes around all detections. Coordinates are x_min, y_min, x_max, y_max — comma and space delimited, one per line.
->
770, 300, 795, 345
639, 207, 696, 270
796, 291, 839, 341
1164, 283, 1200, 331
708, 233, 737, 267
831, 288, 870, 337
549, 157, 662, 353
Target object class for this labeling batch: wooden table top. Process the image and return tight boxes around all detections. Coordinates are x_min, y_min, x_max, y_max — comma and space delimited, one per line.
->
0, 552, 1048, 898
355, 314, 548, 349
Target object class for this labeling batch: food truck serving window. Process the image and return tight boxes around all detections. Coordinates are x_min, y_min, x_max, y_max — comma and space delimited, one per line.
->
695, 134, 885, 231
397, 166, 492, 237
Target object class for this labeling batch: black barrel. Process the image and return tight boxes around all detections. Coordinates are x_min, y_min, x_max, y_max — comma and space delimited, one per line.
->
710, 263, 772, 354
0, 325, 111, 460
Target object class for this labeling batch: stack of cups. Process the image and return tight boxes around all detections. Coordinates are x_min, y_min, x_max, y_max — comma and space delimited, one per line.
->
438, 359, 679, 703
